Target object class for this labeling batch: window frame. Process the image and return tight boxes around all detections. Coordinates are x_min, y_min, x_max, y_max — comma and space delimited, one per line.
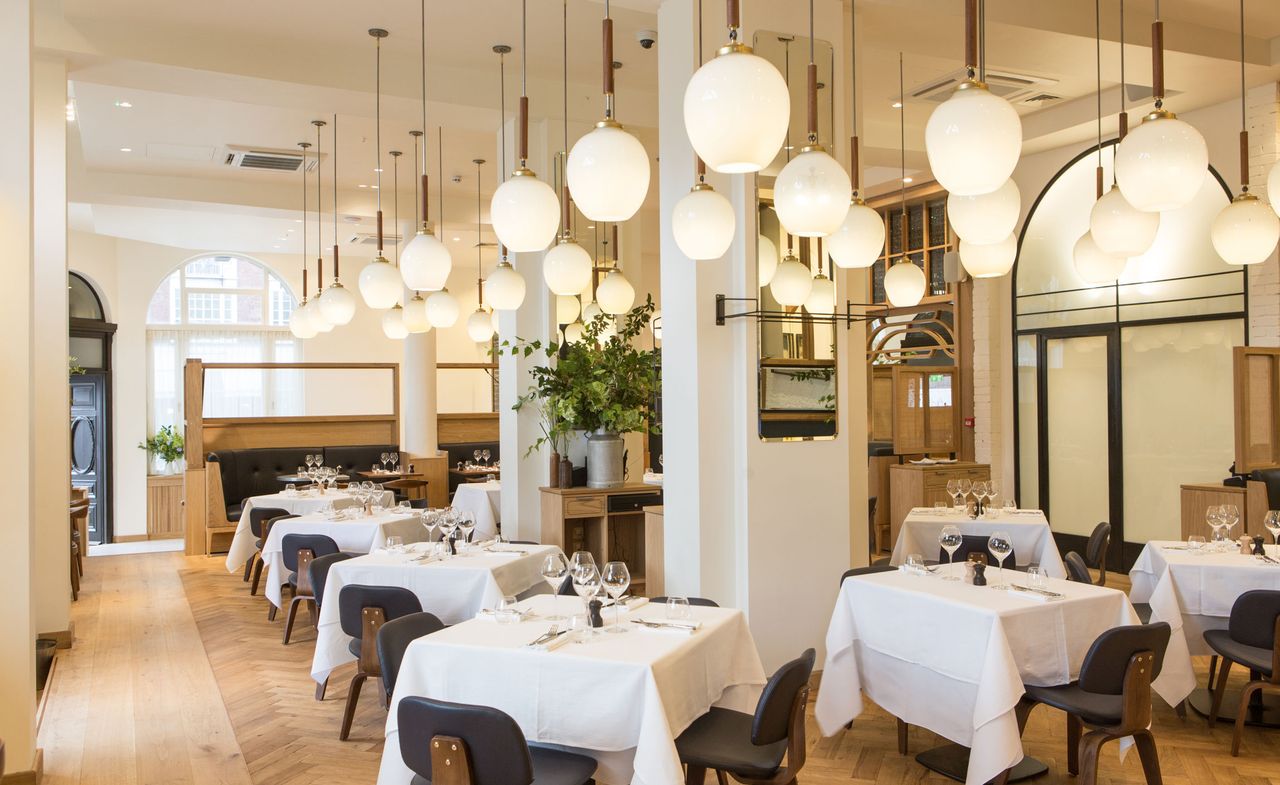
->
147, 254, 295, 329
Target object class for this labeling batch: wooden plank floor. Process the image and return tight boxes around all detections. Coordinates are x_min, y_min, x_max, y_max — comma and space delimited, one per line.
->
37, 551, 1280, 785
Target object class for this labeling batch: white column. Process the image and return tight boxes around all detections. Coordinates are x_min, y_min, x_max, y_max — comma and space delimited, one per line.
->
0, 0, 38, 773
401, 331, 438, 456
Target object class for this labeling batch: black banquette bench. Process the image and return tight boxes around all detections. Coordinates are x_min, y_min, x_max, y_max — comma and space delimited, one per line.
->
441, 441, 500, 495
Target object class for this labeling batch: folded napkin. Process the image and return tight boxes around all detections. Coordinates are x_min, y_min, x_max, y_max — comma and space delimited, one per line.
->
528, 631, 573, 652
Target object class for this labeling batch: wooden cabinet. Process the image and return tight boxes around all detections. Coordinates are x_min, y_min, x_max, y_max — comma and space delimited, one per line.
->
540, 485, 663, 596
888, 462, 990, 548
1179, 482, 1268, 540
147, 474, 185, 540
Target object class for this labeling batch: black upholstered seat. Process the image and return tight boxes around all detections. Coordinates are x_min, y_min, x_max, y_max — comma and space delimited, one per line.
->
1204, 630, 1272, 675
1022, 683, 1126, 727
1250, 468, 1280, 508
282, 534, 340, 578
409, 498, 430, 509
377, 611, 445, 700
677, 708, 787, 778
207, 444, 399, 519
1064, 551, 1092, 583
398, 696, 596, 785
649, 596, 719, 607
1206, 589, 1280, 755
337, 585, 424, 740
276, 534, 339, 644
309, 551, 354, 612
324, 444, 399, 474
840, 565, 895, 585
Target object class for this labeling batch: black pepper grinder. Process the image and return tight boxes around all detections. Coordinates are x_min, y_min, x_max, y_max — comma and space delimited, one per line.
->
972, 563, 988, 587
588, 598, 605, 628
447, 532, 457, 556
1253, 535, 1267, 556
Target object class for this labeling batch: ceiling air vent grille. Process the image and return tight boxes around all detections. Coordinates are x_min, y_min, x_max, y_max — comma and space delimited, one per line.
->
1021, 93, 1062, 104
905, 68, 1058, 105
348, 232, 404, 247
223, 145, 318, 173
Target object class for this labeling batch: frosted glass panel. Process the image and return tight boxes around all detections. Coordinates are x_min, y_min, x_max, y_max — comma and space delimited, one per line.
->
1017, 336, 1039, 510
1121, 320, 1241, 544
1046, 336, 1110, 537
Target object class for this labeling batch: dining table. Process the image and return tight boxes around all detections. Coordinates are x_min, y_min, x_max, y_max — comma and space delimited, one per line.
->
310, 541, 560, 685
1130, 540, 1280, 723
224, 487, 393, 574
890, 507, 1067, 578
816, 565, 1139, 785
450, 480, 501, 541
375, 594, 767, 785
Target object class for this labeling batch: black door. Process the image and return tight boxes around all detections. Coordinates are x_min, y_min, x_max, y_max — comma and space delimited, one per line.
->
70, 373, 111, 544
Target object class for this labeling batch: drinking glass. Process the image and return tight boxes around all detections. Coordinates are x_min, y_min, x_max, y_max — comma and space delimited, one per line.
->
297, 466, 305, 477
1221, 504, 1241, 542
572, 563, 602, 633
666, 596, 691, 620
939, 525, 963, 580
987, 479, 1000, 503
958, 479, 973, 509
541, 553, 570, 621
384, 535, 403, 552
422, 511, 439, 543
380, 452, 390, 471
1003, 496, 1017, 514
438, 513, 458, 547
482, 449, 492, 467
1265, 510, 1280, 551
458, 511, 476, 544
1026, 563, 1045, 589
987, 531, 1013, 587
472, 449, 482, 467
372, 463, 380, 474
1206, 507, 1226, 547
495, 595, 521, 624
601, 561, 631, 632
946, 479, 961, 511
1187, 535, 1207, 553
285, 483, 296, 495
905, 553, 926, 574
390, 453, 400, 472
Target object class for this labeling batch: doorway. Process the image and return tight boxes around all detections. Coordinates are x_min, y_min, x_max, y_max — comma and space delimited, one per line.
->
69, 272, 115, 544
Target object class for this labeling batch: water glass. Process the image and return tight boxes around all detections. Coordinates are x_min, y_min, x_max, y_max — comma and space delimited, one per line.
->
384, 535, 403, 552
1026, 563, 1045, 589
666, 596, 691, 620
285, 483, 296, 495
905, 553, 926, 575
987, 531, 1013, 588
1003, 497, 1017, 514
495, 595, 521, 624
1187, 535, 1206, 553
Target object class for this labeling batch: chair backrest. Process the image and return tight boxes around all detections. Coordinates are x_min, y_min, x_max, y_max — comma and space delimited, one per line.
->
1063, 551, 1092, 583
281, 533, 339, 572
751, 648, 816, 745
408, 498, 430, 509
950, 534, 1016, 568
648, 596, 719, 608
309, 552, 354, 609
1085, 522, 1111, 568
1078, 623, 1171, 694
377, 611, 445, 699
398, 696, 535, 785
248, 506, 289, 538
840, 565, 896, 586
1250, 468, 1280, 509
338, 584, 424, 640
1229, 589, 1280, 650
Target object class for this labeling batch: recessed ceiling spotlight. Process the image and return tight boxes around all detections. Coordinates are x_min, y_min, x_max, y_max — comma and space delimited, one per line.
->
358, 184, 368, 188
374, 168, 383, 173
891, 101, 903, 109
294, 219, 303, 223
114, 100, 133, 109
452, 236, 461, 242
119, 147, 133, 152
902, 176, 914, 183
272, 244, 282, 249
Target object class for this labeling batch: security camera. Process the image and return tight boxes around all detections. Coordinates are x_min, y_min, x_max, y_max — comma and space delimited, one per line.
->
636, 29, 657, 49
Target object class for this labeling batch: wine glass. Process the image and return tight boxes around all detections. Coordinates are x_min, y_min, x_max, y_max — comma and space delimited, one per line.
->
379, 452, 390, 472
987, 531, 1013, 588
438, 512, 458, 548
1265, 510, 1280, 552
939, 525, 963, 580
1221, 504, 1241, 543
946, 479, 961, 512
958, 479, 973, 509
601, 561, 631, 632
1206, 506, 1226, 547
472, 449, 482, 468
457, 510, 476, 544
987, 479, 1000, 505
482, 448, 492, 467
541, 553, 570, 620
421, 510, 439, 543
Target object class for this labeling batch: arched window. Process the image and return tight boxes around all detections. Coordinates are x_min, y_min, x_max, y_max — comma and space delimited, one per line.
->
146, 255, 301, 434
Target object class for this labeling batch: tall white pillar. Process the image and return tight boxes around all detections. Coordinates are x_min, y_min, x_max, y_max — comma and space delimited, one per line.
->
401, 331, 438, 456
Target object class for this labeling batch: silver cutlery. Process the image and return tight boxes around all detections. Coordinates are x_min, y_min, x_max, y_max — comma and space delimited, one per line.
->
1010, 584, 1064, 599
630, 619, 699, 632
527, 625, 561, 647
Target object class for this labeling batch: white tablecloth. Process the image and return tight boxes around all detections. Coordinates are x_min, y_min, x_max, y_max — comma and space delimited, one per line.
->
890, 508, 1066, 578
1129, 541, 1280, 704
223, 489, 393, 572
311, 543, 561, 684
376, 595, 767, 785
259, 510, 425, 608
451, 481, 501, 541
816, 568, 1138, 785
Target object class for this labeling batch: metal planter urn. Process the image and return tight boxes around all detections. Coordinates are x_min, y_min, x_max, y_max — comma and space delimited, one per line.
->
585, 429, 625, 488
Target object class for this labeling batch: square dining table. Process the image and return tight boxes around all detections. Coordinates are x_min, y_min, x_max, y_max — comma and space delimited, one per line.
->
816, 567, 1139, 785
375, 595, 767, 785
310, 542, 561, 685
223, 487, 394, 573
890, 507, 1067, 578
450, 480, 501, 541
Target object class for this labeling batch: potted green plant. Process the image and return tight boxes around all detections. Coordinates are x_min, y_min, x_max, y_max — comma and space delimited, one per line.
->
497, 297, 660, 489
138, 425, 185, 475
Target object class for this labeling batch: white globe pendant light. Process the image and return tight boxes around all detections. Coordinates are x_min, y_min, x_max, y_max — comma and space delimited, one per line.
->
544, 239, 593, 295
290, 299, 319, 339
1073, 232, 1128, 284
828, 200, 884, 269
1089, 186, 1160, 257
1269, 163, 1280, 218
568, 122, 650, 222
318, 282, 357, 326
403, 292, 431, 333
804, 273, 836, 315
582, 300, 603, 324
769, 249, 813, 307
775, 146, 852, 237
672, 181, 736, 260
485, 260, 527, 311
492, 171, 560, 252
556, 295, 581, 325
564, 321, 586, 343
758, 234, 779, 286
883, 260, 927, 307
959, 234, 1017, 279
1114, 112, 1207, 213
1213, 193, 1280, 265
683, 0, 790, 174
597, 269, 635, 315
400, 229, 453, 291
596, 318, 617, 343
947, 179, 1020, 245
467, 308, 495, 343
290, 140, 319, 340
426, 288, 459, 328
381, 304, 409, 339
925, 83, 1022, 197
359, 257, 402, 310
310, 121, 356, 328
311, 305, 334, 332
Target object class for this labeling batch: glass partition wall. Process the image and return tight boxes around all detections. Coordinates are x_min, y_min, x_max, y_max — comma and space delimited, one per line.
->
1013, 142, 1244, 568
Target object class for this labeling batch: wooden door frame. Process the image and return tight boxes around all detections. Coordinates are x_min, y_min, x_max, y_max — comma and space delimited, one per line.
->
70, 319, 116, 544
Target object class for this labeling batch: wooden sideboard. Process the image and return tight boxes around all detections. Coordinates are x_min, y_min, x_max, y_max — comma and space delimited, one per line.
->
540, 484, 663, 597
1179, 482, 1268, 540
888, 461, 991, 548
146, 474, 185, 540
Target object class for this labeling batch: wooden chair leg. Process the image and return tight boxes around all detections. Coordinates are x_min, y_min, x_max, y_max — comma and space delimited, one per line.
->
339, 672, 367, 741
684, 764, 706, 785
69, 553, 80, 600
242, 555, 252, 582
1133, 729, 1163, 785
896, 717, 909, 755
1231, 681, 1264, 756
1066, 713, 1083, 776
1076, 730, 1110, 785
1209, 657, 1234, 728
249, 557, 265, 596
715, 771, 729, 785
1208, 655, 1219, 689
307, 598, 319, 629
282, 597, 304, 645
315, 676, 328, 701
267, 599, 278, 622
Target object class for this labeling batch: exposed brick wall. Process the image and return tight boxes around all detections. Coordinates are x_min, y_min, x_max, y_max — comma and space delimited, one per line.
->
1248, 82, 1280, 347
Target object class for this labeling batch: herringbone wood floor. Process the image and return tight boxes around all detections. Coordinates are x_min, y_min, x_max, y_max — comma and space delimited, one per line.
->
38, 551, 1280, 785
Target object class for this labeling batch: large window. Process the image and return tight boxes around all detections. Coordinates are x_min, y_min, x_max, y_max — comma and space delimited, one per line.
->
147, 255, 300, 432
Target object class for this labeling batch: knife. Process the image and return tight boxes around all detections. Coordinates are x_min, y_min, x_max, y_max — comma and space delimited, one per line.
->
1010, 584, 1064, 599
527, 625, 561, 647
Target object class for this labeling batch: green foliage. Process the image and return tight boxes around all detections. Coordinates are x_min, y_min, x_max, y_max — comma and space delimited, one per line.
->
138, 425, 185, 463
493, 297, 661, 455
68, 356, 86, 376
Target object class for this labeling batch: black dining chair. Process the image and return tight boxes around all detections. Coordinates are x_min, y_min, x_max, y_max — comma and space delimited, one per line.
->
1016, 623, 1170, 785
675, 648, 815, 785
398, 696, 597, 785
408, 498, 431, 509
308, 551, 355, 700
337, 584, 423, 740
1064, 551, 1093, 584
1085, 522, 1111, 586
949, 534, 1018, 569
840, 565, 896, 586
377, 612, 445, 703
1206, 589, 1280, 755
276, 533, 340, 643
245, 506, 290, 593
650, 596, 720, 608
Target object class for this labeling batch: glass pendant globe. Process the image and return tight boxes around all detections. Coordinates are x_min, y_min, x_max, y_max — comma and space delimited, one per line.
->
1114, 112, 1208, 212
425, 288, 459, 328
490, 172, 561, 252
381, 305, 409, 340
402, 294, 431, 333
466, 309, 495, 343
1089, 187, 1161, 257
925, 83, 1022, 196
774, 147, 852, 237
544, 240, 593, 295
399, 230, 453, 291
684, 48, 791, 173
485, 262, 526, 311
289, 301, 318, 339
564, 321, 586, 343
1212, 194, 1280, 265
672, 185, 736, 260
769, 255, 813, 307
556, 295, 581, 325
959, 234, 1017, 279
567, 122, 650, 222
827, 200, 885, 269
597, 270, 635, 315
1072, 232, 1128, 284
491, 308, 500, 333
317, 282, 357, 326
311, 305, 334, 332
596, 318, 617, 343
804, 274, 836, 315
947, 179, 1020, 245
883, 261, 927, 307
357, 257, 402, 309
758, 234, 779, 286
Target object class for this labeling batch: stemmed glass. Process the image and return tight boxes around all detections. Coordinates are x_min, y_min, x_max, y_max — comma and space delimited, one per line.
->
473, 449, 482, 468
988, 479, 1001, 507
987, 531, 1013, 588
1220, 504, 1241, 544
946, 480, 961, 512
939, 525, 963, 580
1206, 506, 1227, 548
572, 563, 603, 636
421, 510, 439, 543
389, 453, 400, 473
541, 553, 570, 620
601, 561, 631, 632
457, 510, 476, 545
438, 512, 458, 549
482, 448, 492, 467
379, 452, 390, 472
958, 479, 973, 511
972, 481, 988, 513
1265, 510, 1280, 552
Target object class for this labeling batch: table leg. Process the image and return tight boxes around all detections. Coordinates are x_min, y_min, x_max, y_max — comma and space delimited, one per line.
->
915, 744, 1048, 784
1187, 685, 1280, 728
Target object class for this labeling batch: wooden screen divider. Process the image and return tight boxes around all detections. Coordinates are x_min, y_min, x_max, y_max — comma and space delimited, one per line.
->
1234, 347, 1280, 474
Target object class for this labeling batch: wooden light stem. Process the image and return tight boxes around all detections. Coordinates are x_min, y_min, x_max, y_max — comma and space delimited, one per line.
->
518, 96, 530, 164
302, 267, 308, 300
602, 18, 615, 115
696, 156, 706, 180
612, 224, 619, 265
850, 135, 861, 193
1119, 111, 1129, 141
420, 174, 430, 225
726, 0, 740, 33
806, 62, 818, 141
1095, 165, 1104, 200
1151, 20, 1165, 103
1240, 130, 1250, 189
333, 245, 341, 279
964, 0, 978, 73
317, 257, 324, 287
376, 210, 384, 253
560, 185, 572, 234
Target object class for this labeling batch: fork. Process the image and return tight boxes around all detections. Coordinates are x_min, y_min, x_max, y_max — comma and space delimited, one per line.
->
528, 624, 560, 647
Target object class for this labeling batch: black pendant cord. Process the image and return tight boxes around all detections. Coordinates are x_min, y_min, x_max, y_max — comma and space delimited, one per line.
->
1116, 0, 1126, 185
695, 0, 705, 182
1095, 0, 1102, 173
850, 0, 860, 196
475, 159, 485, 306
898, 51, 906, 262
437, 128, 444, 240
1239, 0, 1249, 192
375, 33, 383, 247
420, 0, 428, 178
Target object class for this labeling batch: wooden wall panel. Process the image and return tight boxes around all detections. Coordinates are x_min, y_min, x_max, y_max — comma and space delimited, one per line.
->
146, 475, 185, 539
1234, 347, 1280, 473
201, 415, 398, 453
438, 413, 500, 444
